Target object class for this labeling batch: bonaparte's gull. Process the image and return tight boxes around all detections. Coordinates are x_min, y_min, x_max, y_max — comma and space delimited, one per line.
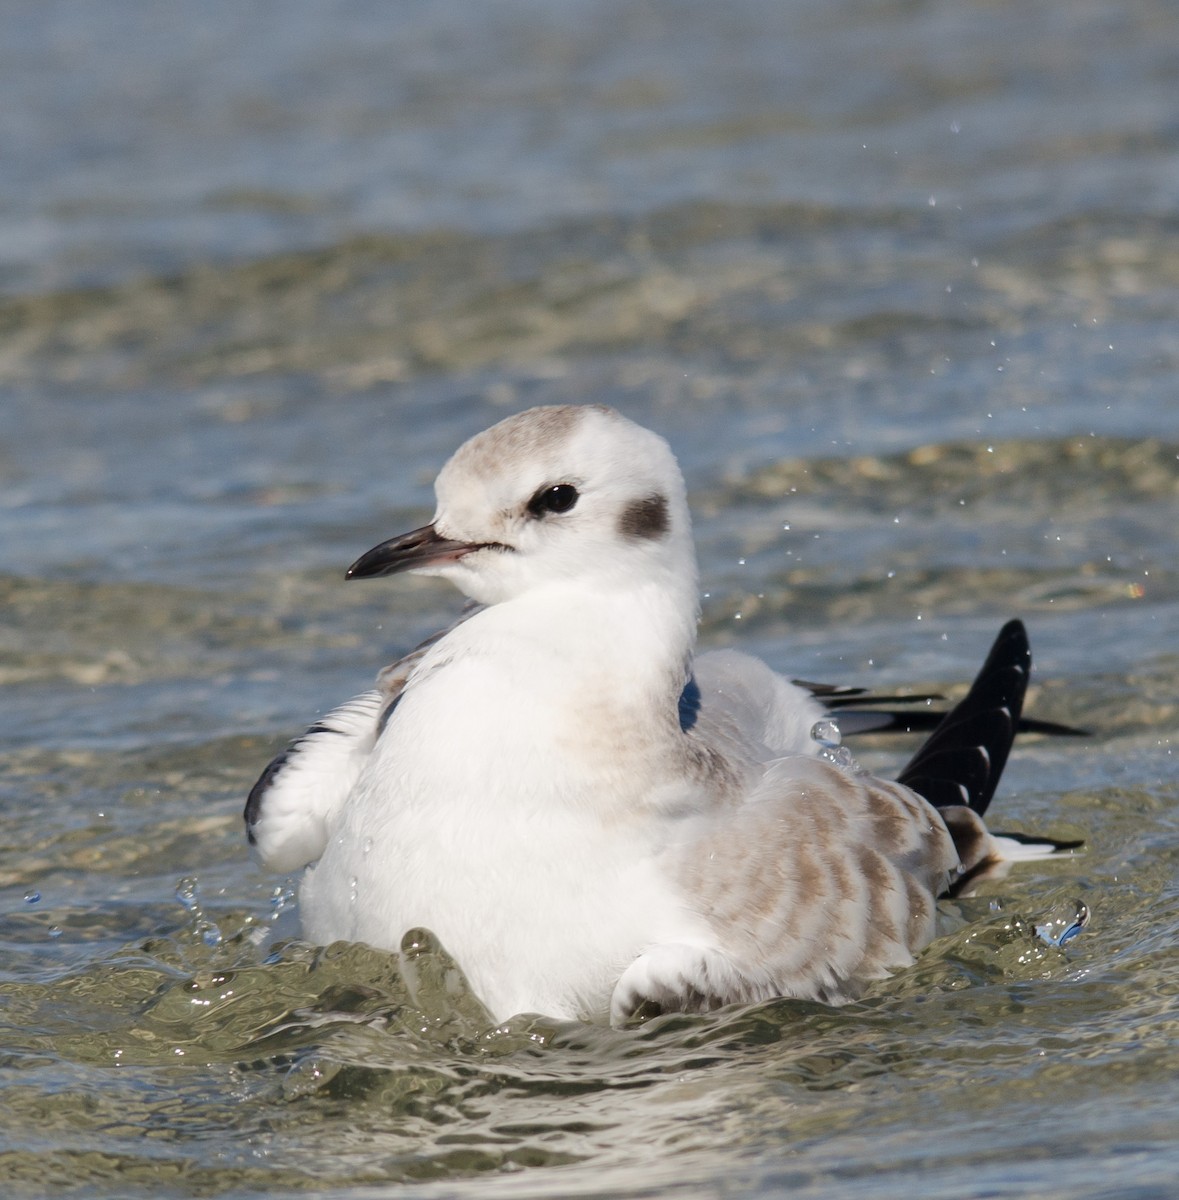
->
245, 405, 1080, 1024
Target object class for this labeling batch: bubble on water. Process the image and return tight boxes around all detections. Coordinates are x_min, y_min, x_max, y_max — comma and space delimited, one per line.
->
47, 925, 63, 939
349, 876, 359, 907
361, 837, 373, 855
23, 890, 41, 905
1035, 900, 1090, 947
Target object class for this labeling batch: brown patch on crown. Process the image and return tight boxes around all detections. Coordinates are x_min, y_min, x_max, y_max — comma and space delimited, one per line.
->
449, 405, 603, 480
618, 494, 669, 541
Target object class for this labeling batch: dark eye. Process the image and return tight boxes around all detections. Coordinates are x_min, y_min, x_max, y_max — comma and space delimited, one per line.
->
527, 483, 580, 517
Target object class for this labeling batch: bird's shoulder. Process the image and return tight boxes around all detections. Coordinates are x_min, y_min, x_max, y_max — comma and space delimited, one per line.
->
374, 601, 487, 696
687, 648, 828, 757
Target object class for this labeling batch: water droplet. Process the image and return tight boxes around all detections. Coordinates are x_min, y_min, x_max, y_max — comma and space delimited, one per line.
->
810, 720, 864, 773
810, 720, 842, 750
175, 877, 200, 912
829, 745, 859, 770
23, 890, 40, 905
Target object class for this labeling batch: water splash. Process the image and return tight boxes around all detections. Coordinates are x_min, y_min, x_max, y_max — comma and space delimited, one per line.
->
268, 884, 296, 920
175, 876, 201, 913
174, 875, 223, 948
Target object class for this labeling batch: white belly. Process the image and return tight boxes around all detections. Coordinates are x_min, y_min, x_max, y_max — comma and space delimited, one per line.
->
300, 787, 694, 1021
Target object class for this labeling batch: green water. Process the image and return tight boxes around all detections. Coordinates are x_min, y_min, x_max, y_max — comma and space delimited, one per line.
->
2, 1, 1178, 1197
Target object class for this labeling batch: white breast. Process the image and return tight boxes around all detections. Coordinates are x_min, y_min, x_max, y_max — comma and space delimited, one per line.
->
297, 603, 710, 1022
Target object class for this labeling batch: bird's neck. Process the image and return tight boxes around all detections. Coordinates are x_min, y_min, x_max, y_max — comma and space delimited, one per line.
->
390, 575, 703, 819
493, 573, 698, 697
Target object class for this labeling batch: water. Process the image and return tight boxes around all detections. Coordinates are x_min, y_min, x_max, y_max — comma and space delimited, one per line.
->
2, 1, 1178, 1197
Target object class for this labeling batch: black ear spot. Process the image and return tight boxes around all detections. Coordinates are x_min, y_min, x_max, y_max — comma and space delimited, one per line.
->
619, 494, 669, 540
527, 483, 580, 517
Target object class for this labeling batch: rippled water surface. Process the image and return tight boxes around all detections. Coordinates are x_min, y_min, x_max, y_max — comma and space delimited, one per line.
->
2, 2, 1177, 1197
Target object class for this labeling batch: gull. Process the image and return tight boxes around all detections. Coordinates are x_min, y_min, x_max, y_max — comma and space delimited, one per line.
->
245, 404, 1080, 1025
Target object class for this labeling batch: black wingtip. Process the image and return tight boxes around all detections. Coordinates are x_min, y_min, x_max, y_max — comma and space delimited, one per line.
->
1017, 716, 1090, 738
244, 718, 348, 842
244, 746, 292, 841
896, 620, 1031, 817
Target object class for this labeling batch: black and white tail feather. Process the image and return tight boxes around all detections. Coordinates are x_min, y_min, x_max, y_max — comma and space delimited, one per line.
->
887, 619, 1083, 896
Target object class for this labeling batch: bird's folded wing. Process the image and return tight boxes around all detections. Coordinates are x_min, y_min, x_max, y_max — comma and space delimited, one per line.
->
246, 606, 485, 873
613, 759, 957, 1022
245, 691, 385, 872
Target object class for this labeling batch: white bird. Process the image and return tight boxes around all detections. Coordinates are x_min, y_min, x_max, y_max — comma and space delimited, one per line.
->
245, 404, 1080, 1025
